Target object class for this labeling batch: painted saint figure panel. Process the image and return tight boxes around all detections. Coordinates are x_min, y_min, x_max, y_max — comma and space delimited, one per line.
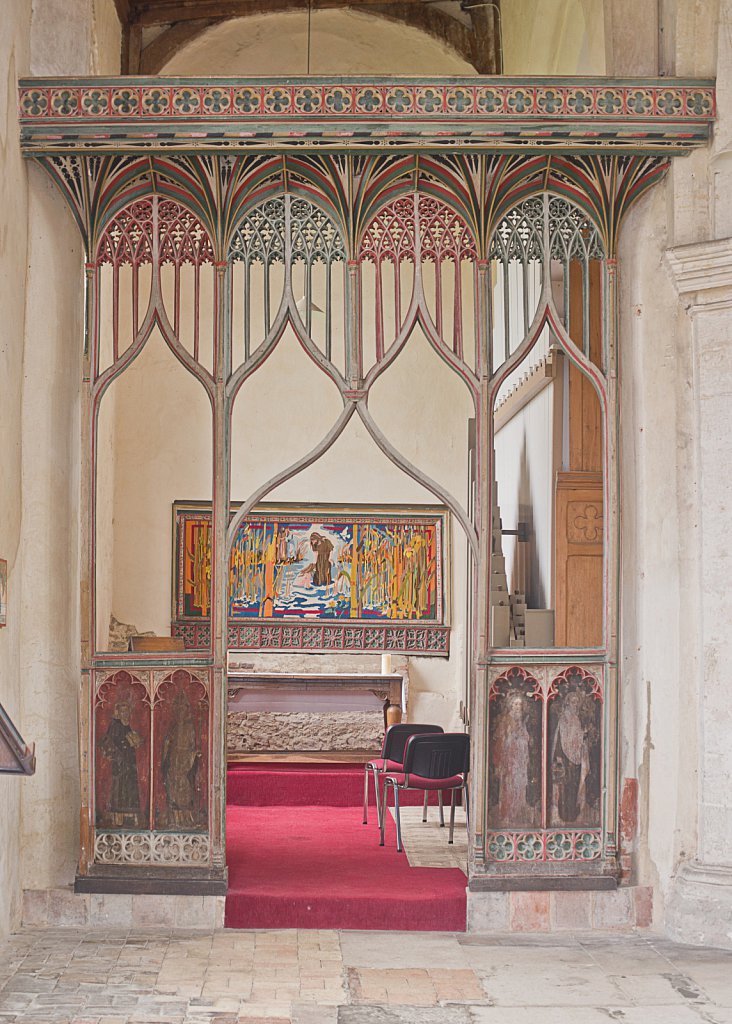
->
153, 670, 209, 832
487, 668, 542, 830
95, 671, 151, 830
547, 668, 602, 828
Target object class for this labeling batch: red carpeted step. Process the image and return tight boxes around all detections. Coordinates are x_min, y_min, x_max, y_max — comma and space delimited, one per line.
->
225, 804, 467, 931
227, 762, 445, 808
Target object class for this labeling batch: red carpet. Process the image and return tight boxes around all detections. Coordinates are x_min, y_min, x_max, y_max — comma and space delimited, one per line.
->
227, 761, 445, 807
225, 763, 467, 931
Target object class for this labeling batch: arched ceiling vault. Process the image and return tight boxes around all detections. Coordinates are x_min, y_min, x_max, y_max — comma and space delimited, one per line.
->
113, 0, 502, 75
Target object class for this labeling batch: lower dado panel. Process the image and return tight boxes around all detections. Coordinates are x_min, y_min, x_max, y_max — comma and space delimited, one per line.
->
482, 662, 615, 880
78, 664, 226, 895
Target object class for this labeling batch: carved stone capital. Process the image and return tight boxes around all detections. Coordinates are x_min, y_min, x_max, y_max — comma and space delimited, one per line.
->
665, 236, 732, 314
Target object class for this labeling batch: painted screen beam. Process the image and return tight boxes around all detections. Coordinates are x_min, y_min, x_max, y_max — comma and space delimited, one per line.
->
18, 76, 714, 155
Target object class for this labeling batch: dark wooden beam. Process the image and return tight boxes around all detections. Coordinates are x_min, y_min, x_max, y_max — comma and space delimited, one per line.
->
464, 0, 502, 75
130, 0, 461, 27
126, 20, 144, 73
114, 0, 132, 22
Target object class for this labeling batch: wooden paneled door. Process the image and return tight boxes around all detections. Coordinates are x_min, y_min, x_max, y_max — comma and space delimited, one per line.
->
554, 471, 603, 647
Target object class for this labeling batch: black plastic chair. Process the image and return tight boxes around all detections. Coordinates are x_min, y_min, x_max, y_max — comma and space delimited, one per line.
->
379, 732, 470, 852
362, 723, 444, 829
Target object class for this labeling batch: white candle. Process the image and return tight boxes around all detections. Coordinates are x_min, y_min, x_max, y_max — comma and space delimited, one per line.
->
381, 652, 392, 675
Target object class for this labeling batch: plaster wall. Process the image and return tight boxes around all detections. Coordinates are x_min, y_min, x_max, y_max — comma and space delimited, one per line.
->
617, 184, 700, 914
0, 0, 32, 942
614, 0, 732, 942
161, 9, 477, 77
19, 166, 84, 895
107, 326, 213, 636
494, 384, 556, 611
12, 0, 121, 913
501, 0, 606, 76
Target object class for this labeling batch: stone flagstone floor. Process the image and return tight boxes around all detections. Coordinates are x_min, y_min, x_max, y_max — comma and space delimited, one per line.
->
0, 927, 731, 1024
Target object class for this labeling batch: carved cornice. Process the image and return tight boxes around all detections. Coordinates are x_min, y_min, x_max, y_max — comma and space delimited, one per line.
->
665, 237, 732, 313
18, 76, 715, 155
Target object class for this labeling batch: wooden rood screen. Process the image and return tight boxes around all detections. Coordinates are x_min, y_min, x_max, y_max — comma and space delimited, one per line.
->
17, 76, 714, 893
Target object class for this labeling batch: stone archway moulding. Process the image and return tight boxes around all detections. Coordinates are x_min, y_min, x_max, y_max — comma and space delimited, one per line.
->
17, 75, 714, 898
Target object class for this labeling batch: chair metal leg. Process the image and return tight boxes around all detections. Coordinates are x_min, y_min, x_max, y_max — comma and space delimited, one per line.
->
464, 784, 470, 834
422, 791, 428, 823
372, 765, 383, 829
379, 778, 389, 846
438, 791, 445, 827
394, 786, 403, 853
362, 765, 369, 825
449, 788, 456, 844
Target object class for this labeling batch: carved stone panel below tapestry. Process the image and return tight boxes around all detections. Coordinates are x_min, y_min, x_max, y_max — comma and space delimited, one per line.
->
228, 711, 383, 754
487, 668, 542, 830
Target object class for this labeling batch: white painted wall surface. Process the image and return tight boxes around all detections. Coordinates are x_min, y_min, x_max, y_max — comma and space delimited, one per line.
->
494, 384, 556, 610
161, 10, 477, 77
0, 0, 121, 929
618, 184, 700, 915
502, 0, 606, 75
19, 166, 84, 896
0, 0, 32, 942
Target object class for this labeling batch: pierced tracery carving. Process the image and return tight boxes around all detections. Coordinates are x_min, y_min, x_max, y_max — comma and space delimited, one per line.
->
548, 196, 605, 262
229, 198, 286, 266
159, 201, 215, 266
94, 831, 211, 865
290, 198, 346, 265
97, 200, 154, 266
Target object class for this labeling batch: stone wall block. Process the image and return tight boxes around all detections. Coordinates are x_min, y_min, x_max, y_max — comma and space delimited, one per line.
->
45, 887, 89, 928
591, 888, 634, 929
21, 889, 49, 928
131, 895, 176, 928
550, 891, 592, 931
89, 894, 133, 928
466, 892, 509, 932
509, 892, 550, 932
228, 711, 383, 754
174, 896, 225, 929
633, 886, 653, 928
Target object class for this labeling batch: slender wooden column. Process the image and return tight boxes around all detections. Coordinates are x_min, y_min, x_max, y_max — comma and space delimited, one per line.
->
212, 260, 230, 877
78, 260, 97, 878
